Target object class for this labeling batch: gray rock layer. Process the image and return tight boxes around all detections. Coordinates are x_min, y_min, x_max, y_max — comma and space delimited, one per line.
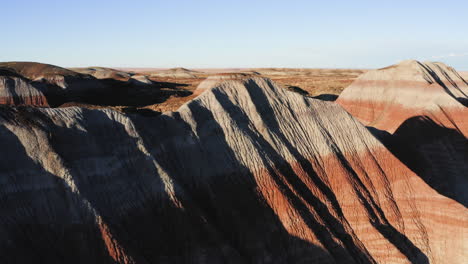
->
337, 60, 468, 206
0, 75, 48, 106
0, 77, 466, 263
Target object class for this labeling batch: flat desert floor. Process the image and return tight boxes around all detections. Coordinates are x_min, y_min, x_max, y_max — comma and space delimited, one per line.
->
121, 68, 366, 112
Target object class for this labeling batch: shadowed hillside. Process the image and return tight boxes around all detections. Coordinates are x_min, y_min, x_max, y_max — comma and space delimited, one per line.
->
338, 60, 468, 206
0, 77, 465, 263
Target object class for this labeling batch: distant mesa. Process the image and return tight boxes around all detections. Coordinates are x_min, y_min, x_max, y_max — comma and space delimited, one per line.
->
150, 67, 198, 79
252, 68, 320, 76
70, 67, 132, 81
312, 93, 338, 101
171, 67, 196, 73
252, 68, 302, 76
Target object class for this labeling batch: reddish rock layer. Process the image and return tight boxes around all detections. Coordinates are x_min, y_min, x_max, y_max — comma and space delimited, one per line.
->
336, 60, 468, 206
0, 62, 190, 108
0, 62, 106, 104
0, 77, 465, 263
0, 73, 48, 106
336, 60, 468, 134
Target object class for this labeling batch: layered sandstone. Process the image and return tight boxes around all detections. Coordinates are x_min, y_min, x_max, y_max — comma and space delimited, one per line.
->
337, 60, 468, 205
0, 62, 191, 108
336, 60, 468, 134
0, 77, 465, 263
0, 62, 106, 104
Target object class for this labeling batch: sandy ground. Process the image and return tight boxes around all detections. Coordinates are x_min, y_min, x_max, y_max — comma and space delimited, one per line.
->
55, 67, 366, 113
142, 68, 366, 112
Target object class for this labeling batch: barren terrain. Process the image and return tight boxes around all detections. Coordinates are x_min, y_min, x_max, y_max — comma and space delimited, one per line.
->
0, 60, 466, 263
460, 71, 468, 79
131, 68, 366, 112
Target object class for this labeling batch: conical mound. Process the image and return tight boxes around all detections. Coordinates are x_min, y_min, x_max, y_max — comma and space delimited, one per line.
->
337, 60, 468, 134
0, 69, 49, 106
337, 60, 468, 206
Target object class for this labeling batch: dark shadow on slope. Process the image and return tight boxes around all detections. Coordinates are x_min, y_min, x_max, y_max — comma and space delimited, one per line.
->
204, 88, 373, 263
241, 80, 429, 263
30, 108, 243, 263
418, 62, 468, 107
312, 94, 339, 102
325, 140, 430, 264
433, 64, 467, 99
0, 72, 192, 108
453, 70, 468, 86
369, 116, 468, 207
285, 85, 309, 96
56, 78, 192, 107
86, 78, 191, 107
154, 81, 190, 89
1, 74, 50, 106
13, 106, 333, 263
0, 111, 116, 264
240, 80, 376, 263
367, 126, 393, 143
456, 97, 468, 107
0, 67, 24, 78
131, 106, 341, 263
28, 81, 65, 107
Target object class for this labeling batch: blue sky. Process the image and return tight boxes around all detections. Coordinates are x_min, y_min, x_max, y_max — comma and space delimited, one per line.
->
2, 0, 468, 69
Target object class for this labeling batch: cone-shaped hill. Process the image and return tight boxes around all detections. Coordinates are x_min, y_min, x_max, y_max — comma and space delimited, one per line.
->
337, 60, 468, 206
337, 60, 468, 134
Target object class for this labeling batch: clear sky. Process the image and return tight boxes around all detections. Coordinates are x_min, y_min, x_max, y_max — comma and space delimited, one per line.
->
2, 0, 468, 70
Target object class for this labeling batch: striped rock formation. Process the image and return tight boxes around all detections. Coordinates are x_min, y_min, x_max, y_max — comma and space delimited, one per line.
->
0, 68, 48, 106
336, 60, 468, 133
336, 60, 468, 205
0, 77, 465, 263
0, 61, 101, 91
0, 62, 105, 105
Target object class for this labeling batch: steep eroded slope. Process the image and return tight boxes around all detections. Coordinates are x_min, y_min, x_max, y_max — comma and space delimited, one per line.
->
0, 77, 466, 263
